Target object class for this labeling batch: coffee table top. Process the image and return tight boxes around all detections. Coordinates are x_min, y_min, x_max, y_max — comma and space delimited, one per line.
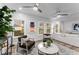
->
38, 42, 59, 54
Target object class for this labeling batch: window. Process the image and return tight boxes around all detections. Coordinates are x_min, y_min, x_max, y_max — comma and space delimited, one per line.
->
38, 22, 51, 34
14, 20, 24, 36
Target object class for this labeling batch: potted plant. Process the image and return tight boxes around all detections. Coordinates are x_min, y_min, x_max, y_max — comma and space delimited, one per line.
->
46, 38, 53, 46
43, 38, 53, 47
0, 6, 15, 41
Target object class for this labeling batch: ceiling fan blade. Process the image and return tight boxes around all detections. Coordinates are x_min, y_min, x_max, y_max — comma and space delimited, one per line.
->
38, 8, 42, 13
22, 3, 42, 13
35, 3, 39, 7
22, 6, 33, 8
57, 13, 69, 16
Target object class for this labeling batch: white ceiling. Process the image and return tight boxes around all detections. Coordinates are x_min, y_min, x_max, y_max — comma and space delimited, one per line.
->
1, 3, 79, 19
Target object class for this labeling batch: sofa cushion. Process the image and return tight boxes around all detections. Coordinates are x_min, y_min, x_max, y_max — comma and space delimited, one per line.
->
20, 40, 35, 50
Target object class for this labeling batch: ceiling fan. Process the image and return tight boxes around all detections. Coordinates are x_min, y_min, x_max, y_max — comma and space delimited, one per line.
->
22, 3, 42, 13
56, 10, 69, 16
53, 9, 69, 19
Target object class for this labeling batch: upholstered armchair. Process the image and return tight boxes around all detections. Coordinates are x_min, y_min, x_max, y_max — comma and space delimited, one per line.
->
17, 35, 35, 54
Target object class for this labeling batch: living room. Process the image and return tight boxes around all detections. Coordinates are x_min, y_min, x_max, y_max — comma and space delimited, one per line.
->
1, 3, 79, 55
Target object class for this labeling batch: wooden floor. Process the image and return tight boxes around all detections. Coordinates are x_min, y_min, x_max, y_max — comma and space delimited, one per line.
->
1, 40, 79, 55
53, 40, 79, 52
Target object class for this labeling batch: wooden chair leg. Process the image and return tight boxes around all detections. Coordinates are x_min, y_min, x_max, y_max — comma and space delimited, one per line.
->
26, 49, 28, 54
1, 46, 2, 55
57, 52, 59, 55
17, 43, 18, 52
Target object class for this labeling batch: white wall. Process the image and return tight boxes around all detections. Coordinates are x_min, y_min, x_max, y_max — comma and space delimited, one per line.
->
61, 20, 79, 33
24, 15, 51, 41
50, 13, 79, 33
12, 12, 50, 41
58, 14, 79, 33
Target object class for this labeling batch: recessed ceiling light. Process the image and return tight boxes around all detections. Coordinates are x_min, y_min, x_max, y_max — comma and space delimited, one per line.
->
19, 7, 22, 10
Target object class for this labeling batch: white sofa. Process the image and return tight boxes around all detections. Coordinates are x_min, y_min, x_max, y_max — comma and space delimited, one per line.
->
52, 33, 79, 47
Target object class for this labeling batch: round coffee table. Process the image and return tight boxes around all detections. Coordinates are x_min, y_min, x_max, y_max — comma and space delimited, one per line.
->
38, 42, 59, 55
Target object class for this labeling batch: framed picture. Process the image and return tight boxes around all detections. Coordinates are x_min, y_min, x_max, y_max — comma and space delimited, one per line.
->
30, 22, 35, 32
73, 23, 79, 31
